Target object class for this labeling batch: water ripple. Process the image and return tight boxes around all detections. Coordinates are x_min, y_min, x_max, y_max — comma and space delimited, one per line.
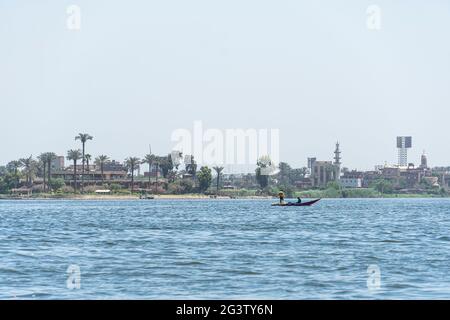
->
0, 198, 450, 299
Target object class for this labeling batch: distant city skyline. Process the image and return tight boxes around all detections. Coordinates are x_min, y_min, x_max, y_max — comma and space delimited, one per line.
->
1, 1, 449, 170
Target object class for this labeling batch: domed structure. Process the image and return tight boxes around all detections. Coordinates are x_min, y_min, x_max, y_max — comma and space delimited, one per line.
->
420, 151, 428, 169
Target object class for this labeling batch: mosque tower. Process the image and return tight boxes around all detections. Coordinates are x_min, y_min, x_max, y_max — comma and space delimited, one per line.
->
420, 150, 428, 169
333, 142, 342, 181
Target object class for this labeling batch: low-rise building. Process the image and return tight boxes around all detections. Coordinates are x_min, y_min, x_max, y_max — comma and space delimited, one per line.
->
52, 160, 128, 184
311, 161, 334, 187
51, 156, 65, 171
340, 178, 362, 188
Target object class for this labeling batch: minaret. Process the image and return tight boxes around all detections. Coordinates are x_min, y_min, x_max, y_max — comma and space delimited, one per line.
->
420, 150, 428, 169
333, 142, 342, 181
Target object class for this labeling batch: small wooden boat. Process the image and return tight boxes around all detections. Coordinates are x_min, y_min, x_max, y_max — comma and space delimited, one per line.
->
271, 199, 321, 207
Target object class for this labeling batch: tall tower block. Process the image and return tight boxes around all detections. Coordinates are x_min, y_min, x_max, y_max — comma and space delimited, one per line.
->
397, 136, 412, 167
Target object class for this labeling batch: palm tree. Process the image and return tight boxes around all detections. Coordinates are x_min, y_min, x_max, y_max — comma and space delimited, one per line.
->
85, 154, 91, 171
95, 155, 109, 185
67, 149, 82, 192
7, 160, 22, 188
38, 154, 47, 191
37, 153, 56, 191
154, 158, 160, 195
143, 153, 157, 190
20, 155, 37, 187
213, 166, 224, 194
85, 154, 92, 185
44, 152, 57, 190
6, 160, 21, 175
125, 157, 140, 193
75, 133, 93, 192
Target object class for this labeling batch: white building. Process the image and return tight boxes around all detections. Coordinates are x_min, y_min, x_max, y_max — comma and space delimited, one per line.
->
340, 178, 362, 188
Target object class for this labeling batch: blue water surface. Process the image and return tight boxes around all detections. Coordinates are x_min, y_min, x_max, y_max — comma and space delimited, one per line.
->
0, 198, 449, 299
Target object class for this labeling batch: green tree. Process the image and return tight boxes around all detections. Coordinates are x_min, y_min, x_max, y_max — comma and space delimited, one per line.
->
372, 179, 393, 194
95, 155, 109, 185
84, 154, 92, 185
325, 181, 342, 197
67, 149, 82, 193
180, 178, 195, 193
125, 157, 140, 192
37, 153, 56, 191
38, 154, 47, 191
75, 133, 93, 192
158, 154, 174, 179
277, 162, 292, 186
6, 160, 22, 189
213, 166, 224, 194
45, 152, 57, 190
197, 166, 212, 192
326, 181, 341, 190
255, 155, 274, 189
49, 178, 65, 191
109, 183, 122, 193
290, 167, 308, 184
143, 153, 157, 188
0, 177, 8, 194
168, 178, 195, 194
20, 155, 37, 187
0, 173, 16, 194
6, 160, 21, 176
85, 154, 91, 171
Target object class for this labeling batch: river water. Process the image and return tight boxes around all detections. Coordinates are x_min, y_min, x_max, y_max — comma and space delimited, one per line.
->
0, 198, 449, 299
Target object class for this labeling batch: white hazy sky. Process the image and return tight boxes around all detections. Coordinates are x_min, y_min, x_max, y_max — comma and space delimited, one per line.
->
1, 0, 449, 170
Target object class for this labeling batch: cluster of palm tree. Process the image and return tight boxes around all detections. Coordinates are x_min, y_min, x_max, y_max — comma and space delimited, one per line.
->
124, 157, 140, 192
2, 131, 229, 194
124, 153, 164, 193
19, 156, 36, 187
4, 152, 59, 191
38, 152, 57, 192
75, 133, 93, 192
67, 133, 113, 193
1, 133, 97, 193
95, 155, 110, 185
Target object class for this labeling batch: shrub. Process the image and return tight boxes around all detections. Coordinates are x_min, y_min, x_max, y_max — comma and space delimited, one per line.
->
109, 184, 122, 193
61, 185, 75, 193
48, 178, 65, 191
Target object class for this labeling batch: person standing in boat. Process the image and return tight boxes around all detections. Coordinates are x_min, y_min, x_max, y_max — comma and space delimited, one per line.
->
297, 197, 302, 204
278, 191, 285, 204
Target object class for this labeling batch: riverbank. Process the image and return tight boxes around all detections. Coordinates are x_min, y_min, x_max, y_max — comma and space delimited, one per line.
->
0, 193, 448, 200
295, 187, 449, 199
1, 187, 448, 200
0, 194, 273, 200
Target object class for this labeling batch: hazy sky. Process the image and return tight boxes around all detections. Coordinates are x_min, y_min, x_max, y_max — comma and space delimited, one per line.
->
1, 0, 449, 171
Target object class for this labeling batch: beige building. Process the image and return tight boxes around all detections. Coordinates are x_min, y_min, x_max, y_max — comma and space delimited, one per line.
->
311, 161, 335, 187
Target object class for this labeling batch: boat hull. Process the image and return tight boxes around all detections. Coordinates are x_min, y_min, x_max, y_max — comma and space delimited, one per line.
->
271, 199, 321, 207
